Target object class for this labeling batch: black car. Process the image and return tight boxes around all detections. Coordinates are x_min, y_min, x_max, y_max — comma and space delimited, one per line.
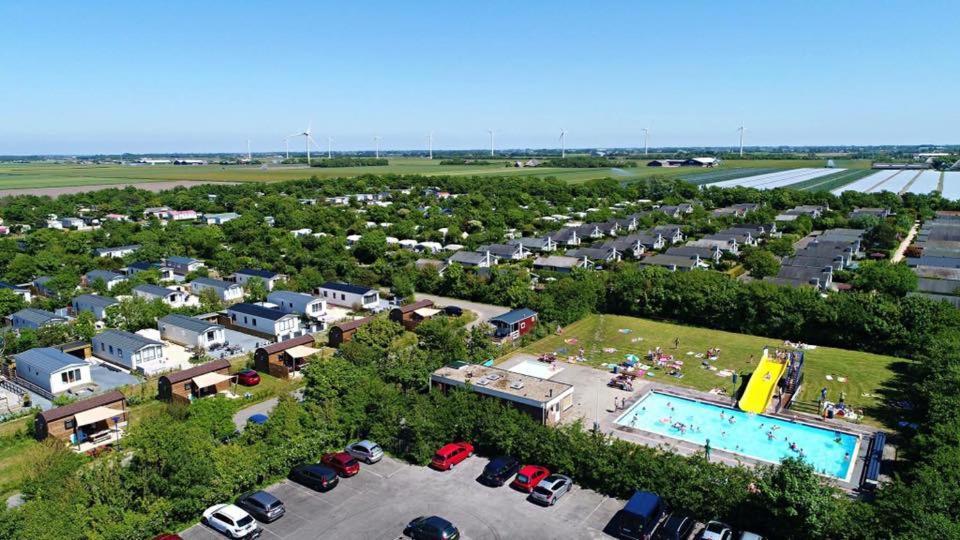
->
289, 464, 339, 491
478, 456, 521, 487
236, 490, 285, 523
657, 513, 695, 540
443, 305, 463, 317
404, 515, 460, 540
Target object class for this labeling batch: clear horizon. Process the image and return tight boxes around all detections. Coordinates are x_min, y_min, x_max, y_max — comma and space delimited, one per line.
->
2, 0, 957, 154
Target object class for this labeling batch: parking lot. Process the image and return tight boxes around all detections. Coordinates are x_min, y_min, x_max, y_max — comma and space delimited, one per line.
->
180, 454, 624, 539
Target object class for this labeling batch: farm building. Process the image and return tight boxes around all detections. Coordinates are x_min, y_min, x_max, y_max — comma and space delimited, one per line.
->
190, 277, 244, 302
92, 329, 166, 375
233, 268, 286, 291
9, 308, 67, 330
159, 314, 226, 350
489, 308, 538, 340
389, 299, 438, 330
157, 359, 233, 404
34, 390, 128, 451
315, 282, 380, 309
14, 347, 92, 397
71, 294, 118, 320
266, 290, 326, 319
430, 363, 574, 426
253, 334, 320, 379
132, 284, 192, 307
328, 316, 374, 347
226, 303, 304, 341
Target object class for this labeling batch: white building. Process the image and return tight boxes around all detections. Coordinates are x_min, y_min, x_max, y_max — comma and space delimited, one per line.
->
267, 290, 326, 320
158, 314, 226, 350
132, 284, 194, 308
203, 212, 239, 225
226, 303, 303, 341
233, 268, 286, 291
71, 294, 119, 320
190, 277, 244, 302
315, 282, 380, 309
14, 348, 92, 396
92, 329, 166, 374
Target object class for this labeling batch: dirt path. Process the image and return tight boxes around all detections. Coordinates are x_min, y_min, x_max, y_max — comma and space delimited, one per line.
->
892, 221, 920, 263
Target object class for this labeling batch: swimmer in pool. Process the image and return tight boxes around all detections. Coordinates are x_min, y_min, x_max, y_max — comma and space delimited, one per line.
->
728, 416, 736, 424
844, 452, 850, 461
767, 431, 775, 440
721, 431, 727, 438
720, 411, 725, 420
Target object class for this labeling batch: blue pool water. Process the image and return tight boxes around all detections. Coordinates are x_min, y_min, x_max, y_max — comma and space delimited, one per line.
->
616, 392, 859, 480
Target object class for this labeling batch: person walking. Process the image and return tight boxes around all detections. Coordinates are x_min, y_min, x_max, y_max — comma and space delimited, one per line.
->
673, 337, 680, 349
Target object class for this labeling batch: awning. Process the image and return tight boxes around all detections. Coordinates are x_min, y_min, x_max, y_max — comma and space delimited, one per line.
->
413, 308, 441, 318
74, 406, 125, 426
192, 371, 233, 388
285, 345, 320, 359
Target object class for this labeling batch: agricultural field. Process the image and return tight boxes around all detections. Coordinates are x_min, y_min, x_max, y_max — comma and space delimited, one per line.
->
680, 167, 780, 185
705, 168, 844, 190
830, 169, 946, 196
511, 314, 897, 425
787, 168, 876, 192
941, 171, 960, 199
0, 158, 875, 192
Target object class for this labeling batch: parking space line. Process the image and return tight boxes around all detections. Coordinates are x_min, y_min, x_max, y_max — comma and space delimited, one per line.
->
581, 496, 608, 525
282, 481, 337, 506
260, 527, 284, 539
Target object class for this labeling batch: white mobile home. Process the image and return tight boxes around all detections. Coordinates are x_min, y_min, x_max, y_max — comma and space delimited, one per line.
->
266, 290, 326, 319
14, 348, 92, 396
71, 294, 119, 320
226, 303, 304, 341
92, 329, 166, 374
315, 282, 380, 309
233, 268, 286, 291
158, 314, 226, 350
190, 277, 244, 302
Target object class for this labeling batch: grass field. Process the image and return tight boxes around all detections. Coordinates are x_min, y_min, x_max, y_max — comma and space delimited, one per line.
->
510, 314, 897, 425
789, 168, 876, 192
0, 158, 876, 191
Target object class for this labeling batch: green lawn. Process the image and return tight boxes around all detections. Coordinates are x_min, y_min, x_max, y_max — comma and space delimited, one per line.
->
510, 314, 897, 425
0, 434, 37, 497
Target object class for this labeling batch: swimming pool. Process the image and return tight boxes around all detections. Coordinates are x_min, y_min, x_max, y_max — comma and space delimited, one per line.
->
616, 392, 859, 481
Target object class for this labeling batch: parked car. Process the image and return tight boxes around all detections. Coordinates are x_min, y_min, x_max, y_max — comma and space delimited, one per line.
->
246, 413, 269, 426
235, 369, 261, 386
152, 535, 182, 540
345, 439, 384, 464
510, 464, 550, 493
443, 305, 463, 317
618, 491, 668, 540
528, 474, 573, 506
321, 451, 360, 477
657, 513, 696, 540
701, 521, 734, 540
430, 442, 473, 471
478, 455, 520, 487
236, 490, 285, 523
288, 464, 340, 491
738, 532, 764, 540
201, 504, 260, 539
404, 515, 460, 540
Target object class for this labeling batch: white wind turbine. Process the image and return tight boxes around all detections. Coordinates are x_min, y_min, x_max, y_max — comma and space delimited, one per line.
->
288, 122, 322, 165
327, 136, 335, 159
488, 129, 495, 156
428, 131, 433, 160
737, 125, 746, 157
283, 137, 290, 160
374, 136, 382, 159
559, 129, 566, 158
642, 128, 649, 156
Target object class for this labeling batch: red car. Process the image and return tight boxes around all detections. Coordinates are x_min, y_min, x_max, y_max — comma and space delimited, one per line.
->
321, 452, 360, 477
235, 369, 261, 386
153, 535, 183, 540
430, 442, 474, 471
510, 465, 550, 493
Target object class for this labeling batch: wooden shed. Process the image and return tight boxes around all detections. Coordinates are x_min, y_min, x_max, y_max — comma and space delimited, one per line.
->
253, 334, 320, 378
388, 299, 436, 330
327, 316, 373, 348
35, 390, 127, 451
157, 358, 232, 405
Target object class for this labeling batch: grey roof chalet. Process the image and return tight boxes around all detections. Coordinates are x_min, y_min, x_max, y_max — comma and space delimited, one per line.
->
490, 308, 537, 325
775, 265, 832, 282
15, 347, 87, 372
782, 255, 844, 269
533, 255, 588, 270
665, 246, 719, 260
73, 294, 119, 309
166, 255, 201, 265
133, 284, 179, 297
818, 228, 865, 241
640, 254, 701, 269
12, 308, 65, 326
159, 313, 223, 333
236, 268, 282, 279
319, 281, 374, 295
94, 244, 140, 256
96, 329, 163, 351
565, 247, 618, 261
476, 244, 524, 258
546, 228, 580, 242
447, 251, 493, 265
849, 208, 890, 218
267, 290, 316, 304
192, 277, 239, 289
85, 270, 125, 282
228, 302, 292, 321
507, 237, 554, 250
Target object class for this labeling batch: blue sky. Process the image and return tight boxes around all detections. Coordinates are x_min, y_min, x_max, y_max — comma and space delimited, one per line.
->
1, 0, 956, 154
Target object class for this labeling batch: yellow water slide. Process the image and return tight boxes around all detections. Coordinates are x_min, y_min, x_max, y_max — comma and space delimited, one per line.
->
738, 349, 787, 413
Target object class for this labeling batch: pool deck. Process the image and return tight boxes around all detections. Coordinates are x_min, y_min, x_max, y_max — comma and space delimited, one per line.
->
604, 383, 879, 492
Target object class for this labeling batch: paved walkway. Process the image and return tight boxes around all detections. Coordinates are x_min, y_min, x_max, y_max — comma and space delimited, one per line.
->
413, 293, 510, 329
233, 397, 279, 430
891, 221, 919, 263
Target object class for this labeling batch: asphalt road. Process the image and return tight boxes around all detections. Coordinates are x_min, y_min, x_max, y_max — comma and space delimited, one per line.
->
180, 454, 624, 540
413, 294, 511, 329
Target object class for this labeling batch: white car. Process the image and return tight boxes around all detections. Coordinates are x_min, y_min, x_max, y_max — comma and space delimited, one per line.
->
202, 504, 261, 539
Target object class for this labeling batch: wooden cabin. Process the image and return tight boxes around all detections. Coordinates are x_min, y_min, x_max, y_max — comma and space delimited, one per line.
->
35, 390, 127, 452
327, 316, 373, 348
157, 359, 232, 405
253, 334, 320, 379
388, 299, 437, 330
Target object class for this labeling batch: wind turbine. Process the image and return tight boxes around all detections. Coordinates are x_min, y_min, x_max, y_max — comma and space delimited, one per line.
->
642, 128, 649, 156
374, 136, 382, 159
488, 129, 495, 157
246, 139, 251, 161
428, 131, 433, 160
283, 137, 290, 160
737, 125, 745, 157
327, 136, 335, 159
288, 122, 321, 165
559, 129, 566, 158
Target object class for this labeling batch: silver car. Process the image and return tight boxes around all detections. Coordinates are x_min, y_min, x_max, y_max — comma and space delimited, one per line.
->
529, 474, 572, 506
345, 440, 384, 464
